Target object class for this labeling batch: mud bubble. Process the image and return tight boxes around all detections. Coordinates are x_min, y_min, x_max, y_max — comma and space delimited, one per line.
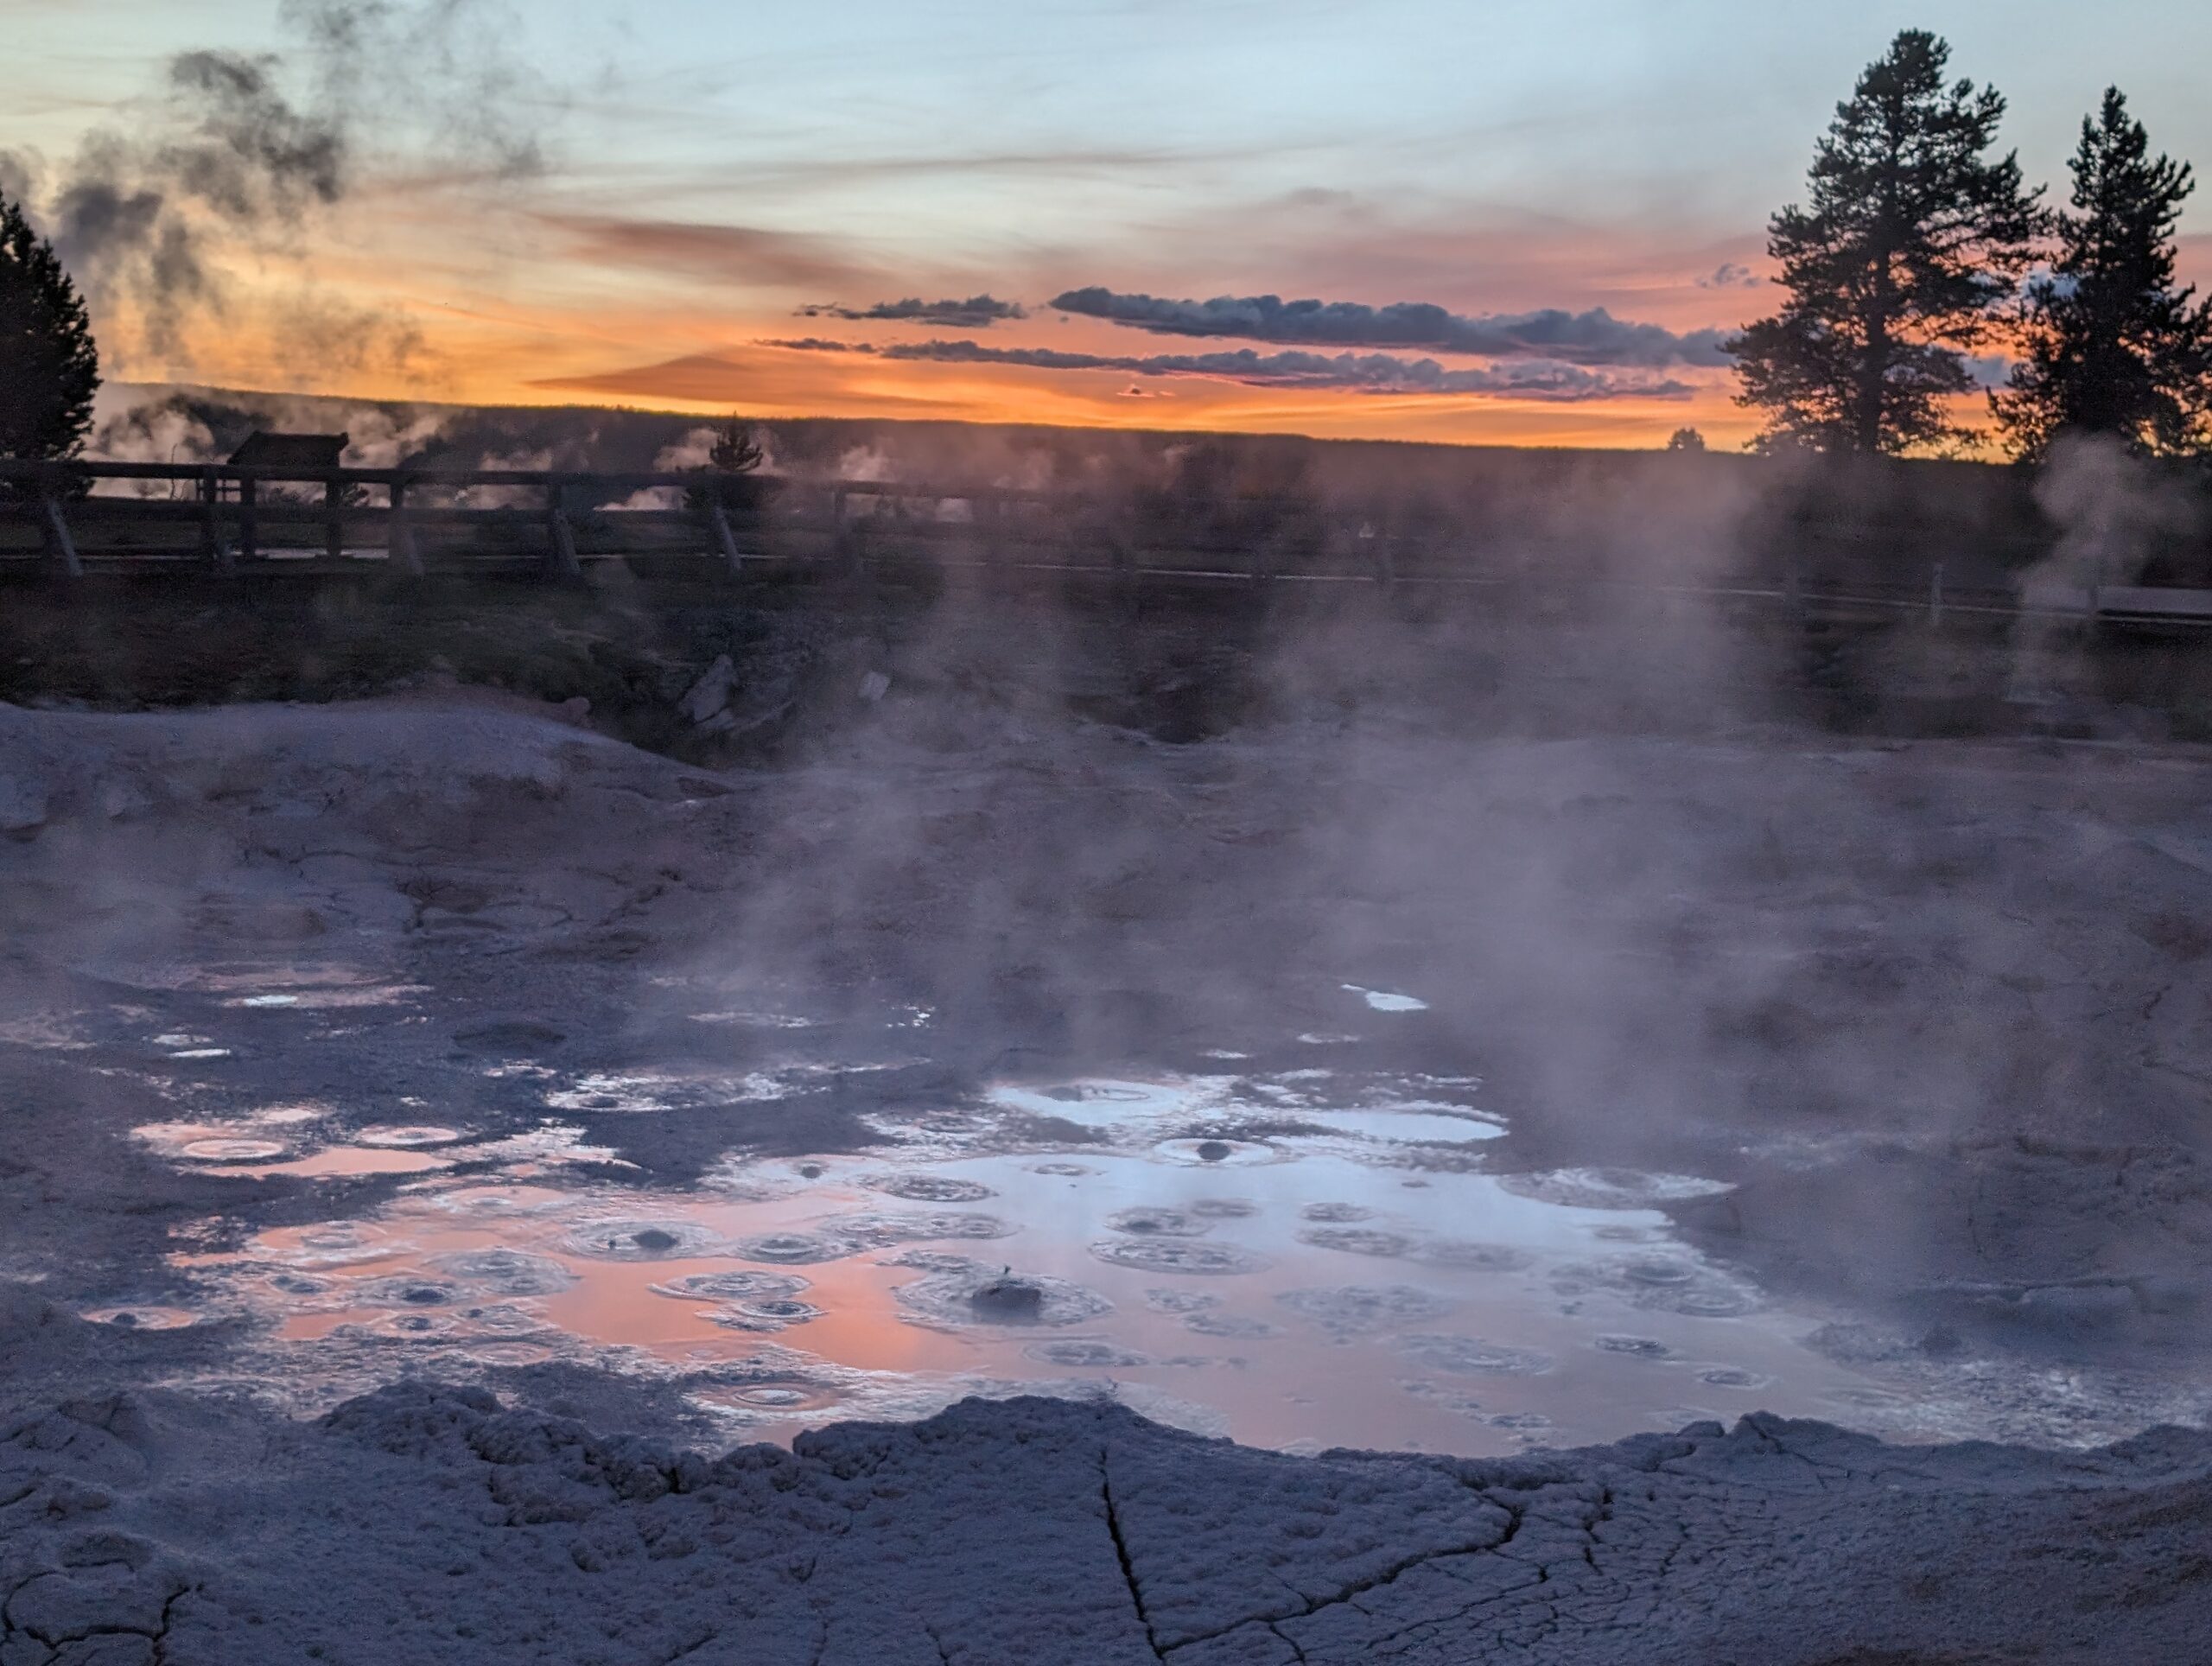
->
561, 1218, 727, 1261
1300, 1203, 1375, 1224
892, 1254, 1113, 1331
832, 1211, 1016, 1248
357, 1126, 464, 1148
650, 1271, 811, 1303
180, 1139, 289, 1164
1088, 1238, 1269, 1275
728, 1230, 861, 1266
1421, 1241, 1535, 1273
1298, 1227, 1417, 1259
1025, 1339, 1151, 1369
425, 1250, 576, 1297
1105, 1206, 1213, 1238
705, 1298, 826, 1334
1397, 1335, 1554, 1377
1500, 1168, 1735, 1211
1276, 1285, 1455, 1335
858, 1174, 995, 1204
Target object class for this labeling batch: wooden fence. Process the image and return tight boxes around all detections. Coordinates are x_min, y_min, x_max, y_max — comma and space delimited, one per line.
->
3, 456, 2209, 631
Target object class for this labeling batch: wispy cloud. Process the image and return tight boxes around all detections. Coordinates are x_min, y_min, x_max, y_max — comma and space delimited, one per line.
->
761, 335, 1693, 400
798, 294, 1027, 327
539, 213, 881, 289
1048, 287, 1732, 367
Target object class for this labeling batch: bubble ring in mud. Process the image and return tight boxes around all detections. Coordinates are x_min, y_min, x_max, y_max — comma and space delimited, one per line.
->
1188, 1198, 1259, 1219
727, 1230, 862, 1265
830, 1211, 1016, 1248
380, 1311, 458, 1338
1029, 1162, 1096, 1178
80, 1307, 200, 1332
1498, 1167, 1735, 1211
1144, 1288, 1218, 1315
1153, 1138, 1287, 1168
650, 1271, 811, 1303
1595, 1334, 1675, 1359
1275, 1285, 1456, 1332
891, 1256, 1113, 1331
1185, 1312, 1281, 1339
1087, 1238, 1270, 1276
560, 1218, 727, 1261
427, 1249, 577, 1297
1396, 1334, 1555, 1377
1104, 1206, 1214, 1239
353, 1276, 471, 1309
1300, 1203, 1376, 1224
179, 1138, 289, 1164
705, 1298, 826, 1333
1025, 1339, 1151, 1369
858, 1174, 995, 1204
1298, 1227, 1417, 1259
357, 1126, 465, 1148
1650, 1287, 1761, 1319
1696, 1366, 1775, 1390
1420, 1241, 1535, 1274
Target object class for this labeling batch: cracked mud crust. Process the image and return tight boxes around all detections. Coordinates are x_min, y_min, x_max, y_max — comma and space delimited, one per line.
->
3, 1384, 2209, 1665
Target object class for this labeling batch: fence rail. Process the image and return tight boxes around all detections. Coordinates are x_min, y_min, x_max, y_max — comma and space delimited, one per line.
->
4, 456, 2209, 631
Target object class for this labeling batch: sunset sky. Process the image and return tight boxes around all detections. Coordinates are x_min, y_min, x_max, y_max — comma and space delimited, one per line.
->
8, 0, 2212, 450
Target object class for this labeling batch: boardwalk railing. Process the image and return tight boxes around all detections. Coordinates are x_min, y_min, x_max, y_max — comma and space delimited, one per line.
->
4, 455, 2209, 630
0, 458, 1049, 582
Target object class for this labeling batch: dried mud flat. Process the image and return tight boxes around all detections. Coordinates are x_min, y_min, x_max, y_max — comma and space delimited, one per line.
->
3, 690, 2211, 1661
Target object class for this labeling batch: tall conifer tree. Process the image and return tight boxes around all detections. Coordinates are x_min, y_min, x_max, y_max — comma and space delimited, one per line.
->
1730, 31, 2042, 454
0, 188, 101, 461
1994, 89, 2209, 458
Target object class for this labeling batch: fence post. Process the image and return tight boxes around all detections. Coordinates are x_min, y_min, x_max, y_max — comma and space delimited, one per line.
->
238, 476, 259, 562
388, 479, 424, 577
1368, 525, 1396, 591
709, 500, 743, 575
325, 474, 345, 563
1929, 561, 1945, 631
830, 487, 857, 570
545, 480, 582, 580
39, 481, 82, 580
200, 468, 225, 565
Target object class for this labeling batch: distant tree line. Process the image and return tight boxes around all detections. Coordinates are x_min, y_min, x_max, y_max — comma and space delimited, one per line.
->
1732, 29, 2211, 461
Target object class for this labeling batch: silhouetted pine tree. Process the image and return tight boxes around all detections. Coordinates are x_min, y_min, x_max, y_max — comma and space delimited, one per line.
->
1729, 31, 2042, 455
0, 189, 100, 461
1994, 89, 2210, 459
684, 416, 772, 515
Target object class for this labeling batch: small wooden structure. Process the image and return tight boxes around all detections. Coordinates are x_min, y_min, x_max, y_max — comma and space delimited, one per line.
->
219, 432, 353, 562
228, 432, 350, 471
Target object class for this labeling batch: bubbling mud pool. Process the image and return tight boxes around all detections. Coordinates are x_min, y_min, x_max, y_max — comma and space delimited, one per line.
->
144, 1064, 1930, 1455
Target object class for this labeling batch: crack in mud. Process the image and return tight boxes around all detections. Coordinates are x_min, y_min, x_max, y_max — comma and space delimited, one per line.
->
1100, 1449, 1166, 1663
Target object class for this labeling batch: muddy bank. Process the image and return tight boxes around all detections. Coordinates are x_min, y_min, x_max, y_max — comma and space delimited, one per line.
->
7, 570, 2212, 760
3, 1374, 2209, 1664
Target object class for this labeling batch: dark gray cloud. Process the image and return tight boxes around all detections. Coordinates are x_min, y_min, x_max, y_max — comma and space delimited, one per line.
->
1048, 287, 1732, 368
1696, 263, 1760, 289
31, 1, 556, 364
763, 335, 1691, 401
798, 296, 1027, 327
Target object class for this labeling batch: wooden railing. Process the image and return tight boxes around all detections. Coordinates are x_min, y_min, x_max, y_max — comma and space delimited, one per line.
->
0, 458, 1072, 581
3, 455, 2209, 630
